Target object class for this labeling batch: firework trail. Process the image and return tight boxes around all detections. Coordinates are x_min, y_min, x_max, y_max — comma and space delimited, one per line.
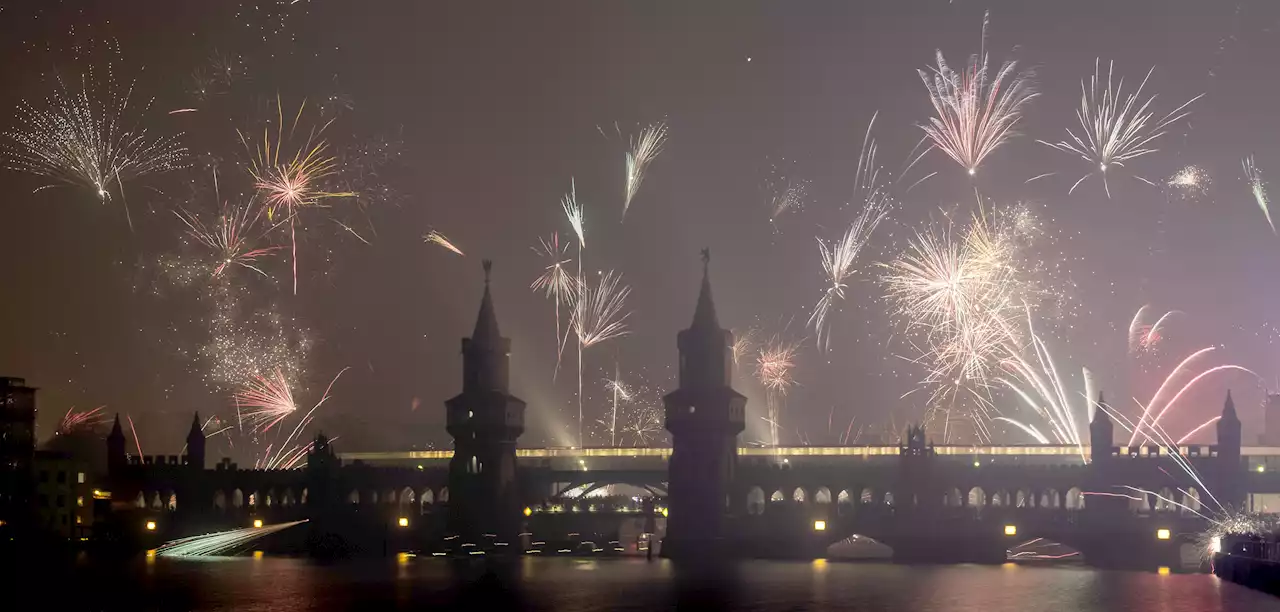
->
3, 65, 187, 221
603, 364, 634, 447
423, 230, 465, 256
157, 520, 309, 557
531, 233, 576, 375
810, 198, 890, 352
56, 406, 109, 434
1126, 347, 1257, 446
1166, 165, 1210, 198
239, 97, 354, 294
570, 271, 632, 445
175, 200, 282, 278
755, 336, 801, 446
995, 312, 1092, 462
623, 121, 668, 219
234, 368, 298, 433
766, 176, 809, 229
1038, 59, 1203, 198
918, 11, 1038, 177
126, 414, 144, 456
1243, 155, 1274, 235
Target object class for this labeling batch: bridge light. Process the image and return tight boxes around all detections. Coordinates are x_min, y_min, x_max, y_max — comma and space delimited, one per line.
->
523, 507, 533, 517
1257, 465, 1265, 473
1157, 566, 1170, 575
973, 461, 980, 468
253, 519, 263, 529
1004, 525, 1017, 536
1156, 528, 1171, 540
398, 517, 410, 528
813, 520, 827, 531
145, 520, 156, 531
661, 507, 669, 518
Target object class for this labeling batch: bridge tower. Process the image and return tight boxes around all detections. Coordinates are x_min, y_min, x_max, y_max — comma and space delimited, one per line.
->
106, 414, 126, 478
1262, 394, 1280, 445
1086, 392, 1125, 514
445, 261, 526, 545
1217, 391, 1243, 509
662, 250, 746, 558
185, 412, 205, 469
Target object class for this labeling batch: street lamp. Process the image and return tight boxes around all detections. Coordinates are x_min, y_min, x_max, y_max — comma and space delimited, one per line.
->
398, 517, 410, 528
1004, 525, 1017, 536
145, 520, 156, 531
1156, 528, 1171, 540
813, 520, 827, 531
253, 519, 263, 528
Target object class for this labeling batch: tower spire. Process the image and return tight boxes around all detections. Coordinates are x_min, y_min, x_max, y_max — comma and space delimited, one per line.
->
691, 248, 720, 331
471, 259, 501, 346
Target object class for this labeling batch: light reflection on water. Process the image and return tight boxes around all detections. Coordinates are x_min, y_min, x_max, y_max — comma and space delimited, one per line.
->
60, 556, 1280, 611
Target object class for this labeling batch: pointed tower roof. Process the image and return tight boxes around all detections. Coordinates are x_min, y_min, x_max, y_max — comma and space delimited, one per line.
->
690, 248, 720, 332
1223, 389, 1238, 421
471, 260, 502, 346
187, 412, 203, 438
108, 413, 124, 439
1092, 391, 1110, 423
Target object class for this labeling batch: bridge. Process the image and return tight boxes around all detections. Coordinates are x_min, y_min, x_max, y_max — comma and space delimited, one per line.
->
103, 258, 1280, 565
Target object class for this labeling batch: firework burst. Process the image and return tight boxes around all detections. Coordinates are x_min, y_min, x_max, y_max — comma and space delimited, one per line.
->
234, 368, 298, 433
1243, 155, 1274, 235
175, 200, 282, 278
918, 12, 1037, 176
531, 233, 576, 373
810, 198, 890, 351
239, 97, 354, 293
423, 230, 465, 256
1038, 59, 1203, 198
623, 121, 668, 219
1166, 165, 1210, 198
569, 270, 631, 445
3, 67, 187, 217
755, 336, 801, 446
1126, 347, 1257, 446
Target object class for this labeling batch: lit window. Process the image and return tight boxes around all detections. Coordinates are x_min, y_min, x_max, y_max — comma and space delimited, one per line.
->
77, 496, 84, 508
77, 472, 85, 484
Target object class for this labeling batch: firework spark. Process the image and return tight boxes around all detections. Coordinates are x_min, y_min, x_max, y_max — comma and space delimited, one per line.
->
1127, 305, 1181, 356
3, 67, 187, 211
175, 201, 282, 278
1243, 155, 1274, 235
561, 178, 586, 248
918, 12, 1038, 176
1038, 59, 1203, 198
623, 121, 668, 219
250, 367, 348, 470
1166, 165, 1210, 198
624, 403, 664, 446
56, 406, 109, 435
423, 230, 465, 256
240, 97, 354, 293
732, 327, 758, 368
995, 313, 1093, 462
810, 198, 890, 351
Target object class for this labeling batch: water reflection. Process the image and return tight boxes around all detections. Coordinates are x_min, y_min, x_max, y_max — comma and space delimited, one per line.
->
48, 556, 1280, 611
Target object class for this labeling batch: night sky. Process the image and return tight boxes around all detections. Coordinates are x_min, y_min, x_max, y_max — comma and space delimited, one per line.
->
1, 1, 1278, 459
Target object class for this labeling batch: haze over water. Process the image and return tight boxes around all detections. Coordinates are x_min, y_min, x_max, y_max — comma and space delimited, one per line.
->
54, 557, 1280, 611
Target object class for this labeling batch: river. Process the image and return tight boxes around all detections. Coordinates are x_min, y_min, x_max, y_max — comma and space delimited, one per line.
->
52, 556, 1280, 611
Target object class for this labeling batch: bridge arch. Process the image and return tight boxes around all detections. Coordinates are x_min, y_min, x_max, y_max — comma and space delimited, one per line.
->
945, 487, 962, 507
1182, 488, 1201, 514
770, 489, 785, 503
793, 488, 807, 504
438, 487, 449, 503
746, 487, 765, 515
814, 487, 832, 505
837, 489, 853, 514
214, 490, 227, 511
232, 489, 244, 508
1065, 487, 1084, 509
1040, 489, 1059, 509
860, 488, 873, 504
968, 486, 986, 508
